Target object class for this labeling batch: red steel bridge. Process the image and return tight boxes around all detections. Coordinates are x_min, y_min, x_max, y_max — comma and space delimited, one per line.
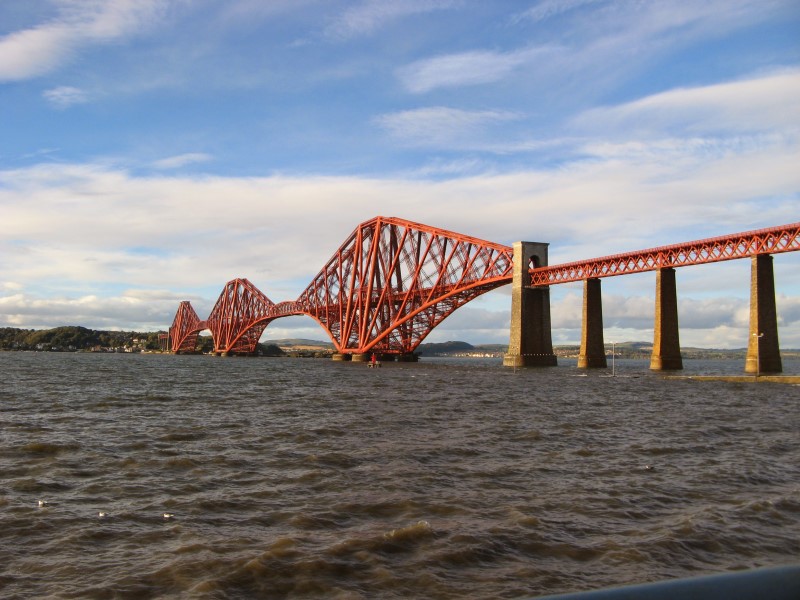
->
168, 217, 515, 356
166, 217, 798, 358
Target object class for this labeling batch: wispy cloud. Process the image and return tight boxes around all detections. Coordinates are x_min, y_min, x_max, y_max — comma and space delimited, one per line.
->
398, 0, 790, 97
152, 153, 213, 170
43, 85, 89, 108
0, 0, 169, 81
375, 106, 521, 147
515, 0, 604, 24
397, 47, 552, 93
573, 69, 800, 137
326, 0, 457, 40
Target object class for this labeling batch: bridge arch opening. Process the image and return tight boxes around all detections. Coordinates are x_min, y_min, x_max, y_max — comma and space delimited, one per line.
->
257, 314, 338, 356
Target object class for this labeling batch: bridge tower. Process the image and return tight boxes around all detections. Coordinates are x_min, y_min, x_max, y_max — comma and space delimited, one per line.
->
503, 242, 558, 367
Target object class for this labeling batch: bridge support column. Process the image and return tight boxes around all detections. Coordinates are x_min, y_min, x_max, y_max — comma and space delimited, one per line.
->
578, 278, 607, 368
503, 242, 557, 368
331, 353, 351, 361
745, 254, 782, 374
351, 353, 369, 362
650, 268, 683, 370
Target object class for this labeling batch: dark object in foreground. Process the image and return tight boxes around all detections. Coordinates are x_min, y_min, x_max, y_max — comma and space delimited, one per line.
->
537, 565, 800, 600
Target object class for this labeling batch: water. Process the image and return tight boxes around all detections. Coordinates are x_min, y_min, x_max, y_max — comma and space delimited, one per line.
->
1, 352, 798, 599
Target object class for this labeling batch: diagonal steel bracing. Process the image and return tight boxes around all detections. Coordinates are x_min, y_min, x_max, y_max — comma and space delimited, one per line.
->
530, 223, 800, 285
167, 217, 513, 355
167, 218, 798, 357
296, 217, 514, 354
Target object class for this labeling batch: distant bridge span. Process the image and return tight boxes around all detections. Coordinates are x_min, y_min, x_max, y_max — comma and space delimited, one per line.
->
166, 218, 798, 371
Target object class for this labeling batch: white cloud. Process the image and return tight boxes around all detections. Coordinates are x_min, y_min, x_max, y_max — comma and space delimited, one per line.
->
397, 47, 553, 94
573, 69, 800, 137
2, 65, 798, 343
43, 85, 89, 108
375, 106, 521, 147
152, 153, 213, 170
397, 1, 790, 98
0, 23, 76, 80
1, 150, 797, 345
326, 0, 456, 40
1, 281, 24, 292
516, 0, 604, 24
0, 0, 169, 81
0, 287, 189, 331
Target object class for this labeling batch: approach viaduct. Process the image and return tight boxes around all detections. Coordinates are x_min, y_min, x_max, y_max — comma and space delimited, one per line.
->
166, 217, 799, 373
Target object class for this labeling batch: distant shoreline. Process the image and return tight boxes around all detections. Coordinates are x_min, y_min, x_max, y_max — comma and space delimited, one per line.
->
2, 326, 799, 360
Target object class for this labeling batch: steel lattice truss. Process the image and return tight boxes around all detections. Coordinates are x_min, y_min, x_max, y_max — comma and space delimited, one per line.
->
168, 217, 513, 355
204, 278, 276, 354
530, 222, 800, 286
169, 219, 798, 355
169, 301, 204, 353
296, 216, 514, 354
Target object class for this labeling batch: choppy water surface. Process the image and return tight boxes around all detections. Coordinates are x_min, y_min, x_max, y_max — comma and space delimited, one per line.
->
1, 352, 798, 599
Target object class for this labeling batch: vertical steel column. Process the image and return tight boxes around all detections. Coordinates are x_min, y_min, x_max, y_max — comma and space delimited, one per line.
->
650, 267, 683, 370
578, 278, 607, 368
745, 254, 782, 374
503, 242, 557, 367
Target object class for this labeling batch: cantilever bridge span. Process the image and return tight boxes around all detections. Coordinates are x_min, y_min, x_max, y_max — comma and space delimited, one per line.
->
167, 216, 514, 357
166, 218, 798, 371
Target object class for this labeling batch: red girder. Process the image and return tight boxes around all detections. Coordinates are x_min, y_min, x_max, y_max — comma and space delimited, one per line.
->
205, 278, 278, 354
296, 217, 513, 354
168, 300, 203, 353
530, 222, 800, 286
167, 218, 798, 355
166, 217, 512, 355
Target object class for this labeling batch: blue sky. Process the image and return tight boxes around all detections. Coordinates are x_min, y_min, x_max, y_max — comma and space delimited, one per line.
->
1, 0, 798, 349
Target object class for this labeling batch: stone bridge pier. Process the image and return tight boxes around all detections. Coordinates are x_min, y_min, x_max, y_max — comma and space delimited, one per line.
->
745, 255, 782, 374
503, 242, 558, 368
505, 243, 785, 374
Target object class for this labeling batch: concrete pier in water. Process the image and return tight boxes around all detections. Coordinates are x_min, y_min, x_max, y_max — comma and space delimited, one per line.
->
650, 267, 683, 371
577, 278, 607, 369
745, 254, 782, 374
503, 242, 558, 368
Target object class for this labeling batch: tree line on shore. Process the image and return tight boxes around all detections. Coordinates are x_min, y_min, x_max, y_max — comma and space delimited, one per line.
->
0, 326, 165, 352
0, 326, 289, 356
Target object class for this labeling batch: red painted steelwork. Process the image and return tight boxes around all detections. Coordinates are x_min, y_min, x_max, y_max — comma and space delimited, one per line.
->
296, 216, 514, 354
168, 218, 797, 356
167, 217, 513, 355
168, 300, 204, 353
530, 223, 800, 286
205, 278, 277, 355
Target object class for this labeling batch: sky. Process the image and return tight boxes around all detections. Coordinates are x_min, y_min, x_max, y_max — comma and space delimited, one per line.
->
1, 0, 799, 349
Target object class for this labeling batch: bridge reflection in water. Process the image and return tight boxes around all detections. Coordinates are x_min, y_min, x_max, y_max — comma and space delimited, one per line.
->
165, 218, 799, 373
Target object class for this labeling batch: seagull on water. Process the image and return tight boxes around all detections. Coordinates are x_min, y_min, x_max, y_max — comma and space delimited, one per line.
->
37, 499, 48, 507
163, 513, 175, 520
98, 512, 109, 518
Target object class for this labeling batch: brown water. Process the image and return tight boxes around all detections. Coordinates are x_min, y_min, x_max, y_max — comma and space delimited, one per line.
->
1, 352, 798, 599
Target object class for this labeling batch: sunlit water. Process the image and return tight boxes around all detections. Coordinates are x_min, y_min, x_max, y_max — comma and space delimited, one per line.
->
1, 352, 798, 599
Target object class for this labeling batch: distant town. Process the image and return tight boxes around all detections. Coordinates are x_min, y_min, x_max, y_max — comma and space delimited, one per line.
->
2, 326, 798, 360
